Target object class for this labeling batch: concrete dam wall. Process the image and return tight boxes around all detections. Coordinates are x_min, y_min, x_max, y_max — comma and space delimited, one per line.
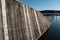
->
0, 0, 52, 40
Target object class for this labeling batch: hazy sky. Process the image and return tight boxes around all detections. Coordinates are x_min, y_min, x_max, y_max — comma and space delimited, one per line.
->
20, 0, 60, 11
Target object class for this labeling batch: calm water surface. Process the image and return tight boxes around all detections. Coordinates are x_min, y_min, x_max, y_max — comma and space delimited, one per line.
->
39, 16, 60, 40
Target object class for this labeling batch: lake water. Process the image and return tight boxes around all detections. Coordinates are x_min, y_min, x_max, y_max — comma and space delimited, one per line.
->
38, 16, 60, 40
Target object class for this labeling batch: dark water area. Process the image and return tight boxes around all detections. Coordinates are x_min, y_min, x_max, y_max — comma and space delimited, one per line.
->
38, 16, 60, 40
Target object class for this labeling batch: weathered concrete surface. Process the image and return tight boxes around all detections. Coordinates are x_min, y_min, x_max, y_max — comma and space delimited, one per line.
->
0, 0, 53, 40
45, 16, 54, 22
0, 0, 4, 40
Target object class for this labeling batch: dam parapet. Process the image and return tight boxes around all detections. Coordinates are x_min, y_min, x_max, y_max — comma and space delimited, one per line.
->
0, 0, 53, 40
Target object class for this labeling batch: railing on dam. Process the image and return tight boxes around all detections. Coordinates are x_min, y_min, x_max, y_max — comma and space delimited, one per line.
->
0, 0, 52, 40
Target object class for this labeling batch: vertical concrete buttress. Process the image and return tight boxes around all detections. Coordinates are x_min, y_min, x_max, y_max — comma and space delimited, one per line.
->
1, 0, 9, 40
26, 6, 34, 40
34, 10, 42, 36
23, 5, 30, 40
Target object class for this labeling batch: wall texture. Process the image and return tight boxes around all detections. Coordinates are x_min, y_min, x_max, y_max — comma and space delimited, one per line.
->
0, 0, 51, 40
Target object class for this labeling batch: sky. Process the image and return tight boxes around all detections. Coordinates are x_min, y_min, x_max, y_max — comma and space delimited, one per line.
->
20, 0, 60, 11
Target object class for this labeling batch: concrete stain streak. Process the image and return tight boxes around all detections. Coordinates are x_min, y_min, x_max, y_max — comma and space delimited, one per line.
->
23, 5, 30, 40
34, 10, 42, 36
26, 6, 34, 40
1, 0, 9, 40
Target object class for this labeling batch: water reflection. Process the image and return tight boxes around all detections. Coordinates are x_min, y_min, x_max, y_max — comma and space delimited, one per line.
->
38, 16, 60, 40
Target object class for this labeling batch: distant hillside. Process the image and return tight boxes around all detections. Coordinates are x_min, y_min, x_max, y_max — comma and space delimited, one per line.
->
40, 10, 60, 13
39, 10, 60, 16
